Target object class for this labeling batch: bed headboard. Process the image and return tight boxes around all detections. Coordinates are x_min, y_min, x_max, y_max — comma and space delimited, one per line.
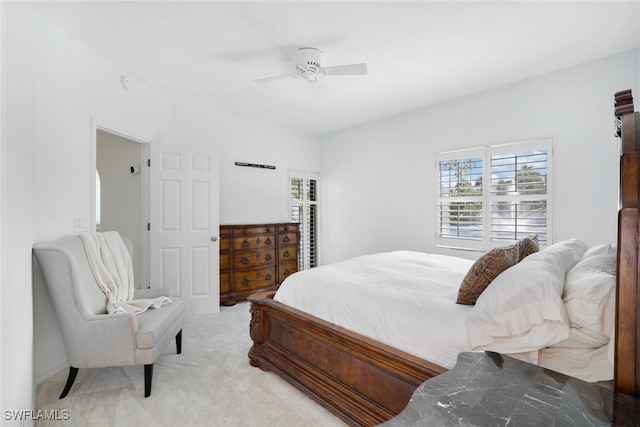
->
615, 89, 640, 396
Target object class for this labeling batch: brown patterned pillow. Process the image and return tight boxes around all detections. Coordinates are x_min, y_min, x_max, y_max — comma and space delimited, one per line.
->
517, 235, 539, 261
456, 244, 520, 305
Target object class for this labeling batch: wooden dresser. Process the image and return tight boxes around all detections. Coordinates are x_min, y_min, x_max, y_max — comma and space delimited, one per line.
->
219, 223, 300, 306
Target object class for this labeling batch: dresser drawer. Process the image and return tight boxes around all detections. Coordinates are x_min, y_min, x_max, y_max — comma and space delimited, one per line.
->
278, 232, 299, 246
219, 236, 230, 251
220, 251, 230, 270
278, 261, 298, 283
232, 234, 275, 250
277, 224, 299, 233
234, 266, 276, 291
233, 248, 275, 269
232, 225, 276, 235
278, 246, 297, 262
220, 272, 231, 294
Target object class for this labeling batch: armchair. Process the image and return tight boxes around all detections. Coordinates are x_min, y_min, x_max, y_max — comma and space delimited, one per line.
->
33, 234, 184, 398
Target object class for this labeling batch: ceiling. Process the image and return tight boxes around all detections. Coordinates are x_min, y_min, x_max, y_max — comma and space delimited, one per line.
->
36, 1, 640, 135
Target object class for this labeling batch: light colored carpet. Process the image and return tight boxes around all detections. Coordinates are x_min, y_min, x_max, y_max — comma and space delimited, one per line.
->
36, 302, 345, 426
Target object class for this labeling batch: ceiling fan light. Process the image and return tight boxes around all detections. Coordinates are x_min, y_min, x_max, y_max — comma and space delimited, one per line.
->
302, 70, 317, 82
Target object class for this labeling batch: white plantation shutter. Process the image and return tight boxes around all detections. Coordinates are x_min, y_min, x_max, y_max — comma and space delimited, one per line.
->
438, 155, 484, 242
437, 139, 552, 250
290, 170, 319, 269
437, 148, 486, 251
307, 178, 318, 268
489, 144, 550, 245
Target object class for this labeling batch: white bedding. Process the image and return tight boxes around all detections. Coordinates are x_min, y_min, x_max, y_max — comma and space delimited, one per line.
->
274, 245, 615, 382
274, 250, 474, 369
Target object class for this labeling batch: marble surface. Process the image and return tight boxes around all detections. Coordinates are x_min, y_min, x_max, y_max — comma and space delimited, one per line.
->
381, 352, 640, 426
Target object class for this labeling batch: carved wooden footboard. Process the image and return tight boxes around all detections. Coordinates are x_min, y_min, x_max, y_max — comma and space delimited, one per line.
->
248, 291, 447, 426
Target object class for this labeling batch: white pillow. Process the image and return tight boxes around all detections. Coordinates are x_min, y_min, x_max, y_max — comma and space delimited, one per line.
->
563, 244, 616, 338
550, 327, 609, 349
560, 238, 592, 264
466, 238, 589, 354
537, 345, 613, 382
582, 243, 616, 259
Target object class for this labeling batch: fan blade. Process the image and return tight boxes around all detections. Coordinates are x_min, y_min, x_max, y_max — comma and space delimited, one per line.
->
254, 74, 298, 83
281, 45, 308, 68
321, 63, 368, 76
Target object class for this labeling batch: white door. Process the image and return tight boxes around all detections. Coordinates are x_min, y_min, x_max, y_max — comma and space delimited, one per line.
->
149, 143, 220, 315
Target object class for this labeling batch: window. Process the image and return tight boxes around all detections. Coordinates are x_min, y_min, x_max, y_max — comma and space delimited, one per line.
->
437, 139, 552, 251
290, 170, 319, 269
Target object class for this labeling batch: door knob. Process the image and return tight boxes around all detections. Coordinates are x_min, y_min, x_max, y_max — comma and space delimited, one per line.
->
211, 236, 218, 242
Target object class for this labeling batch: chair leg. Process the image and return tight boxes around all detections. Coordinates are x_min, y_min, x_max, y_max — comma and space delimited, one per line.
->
144, 328, 181, 398
144, 364, 153, 398
176, 329, 182, 354
59, 366, 78, 399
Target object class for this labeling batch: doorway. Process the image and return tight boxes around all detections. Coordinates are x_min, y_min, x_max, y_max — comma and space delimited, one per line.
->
96, 129, 147, 288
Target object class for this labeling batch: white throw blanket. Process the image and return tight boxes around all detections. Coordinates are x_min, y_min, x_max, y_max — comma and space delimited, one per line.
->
80, 231, 171, 314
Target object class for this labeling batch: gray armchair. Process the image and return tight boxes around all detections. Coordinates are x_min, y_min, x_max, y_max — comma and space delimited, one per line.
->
33, 235, 184, 398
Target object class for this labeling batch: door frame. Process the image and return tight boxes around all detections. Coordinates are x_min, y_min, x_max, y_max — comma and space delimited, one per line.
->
89, 116, 150, 288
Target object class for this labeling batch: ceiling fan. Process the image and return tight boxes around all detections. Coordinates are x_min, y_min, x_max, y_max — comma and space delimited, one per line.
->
255, 46, 367, 84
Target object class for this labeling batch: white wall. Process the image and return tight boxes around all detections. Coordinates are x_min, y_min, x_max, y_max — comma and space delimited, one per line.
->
2, 3, 36, 423
171, 100, 320, 225
320, 49, 640, 265
216, 112, 320, 225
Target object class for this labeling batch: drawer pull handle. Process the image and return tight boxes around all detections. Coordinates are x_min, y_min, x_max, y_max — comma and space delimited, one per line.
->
242, 277, 250, 286
256, 271, 262, 278
266, 254, 273, 261
265, 238, 272, 245
266, 274, 272, 281
256, 237, 261, 245
242, 239, 250, 248
283, 235, 290, 243
255, 252, 261, 260
241, 256, 249, 265
284, 269, 291, 276
283, 250, 290, 258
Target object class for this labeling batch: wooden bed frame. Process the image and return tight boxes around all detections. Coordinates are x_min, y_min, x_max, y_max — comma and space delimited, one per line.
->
248, 90, 640, 426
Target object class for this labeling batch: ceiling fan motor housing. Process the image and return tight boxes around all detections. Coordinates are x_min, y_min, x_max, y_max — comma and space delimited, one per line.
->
297, 47, 323, 81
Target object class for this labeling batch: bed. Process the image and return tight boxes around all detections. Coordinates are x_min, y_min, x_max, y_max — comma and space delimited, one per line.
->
247, 89, 640, 426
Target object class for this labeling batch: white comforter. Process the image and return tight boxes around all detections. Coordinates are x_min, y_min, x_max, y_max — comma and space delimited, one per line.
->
274, 250, 474, 369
